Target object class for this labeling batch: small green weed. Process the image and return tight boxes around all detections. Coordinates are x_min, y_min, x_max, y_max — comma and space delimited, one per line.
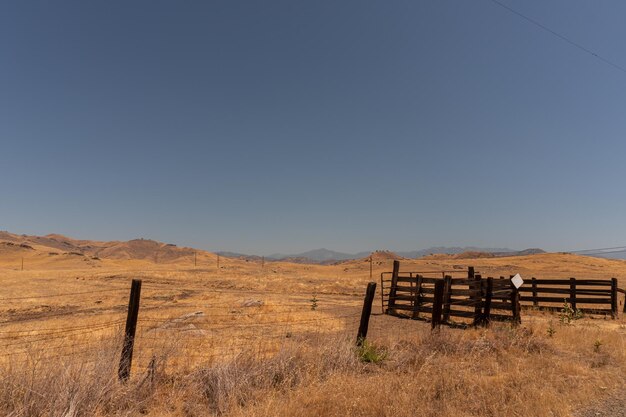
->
357, 340, 387, 364
559, 300, 583, 324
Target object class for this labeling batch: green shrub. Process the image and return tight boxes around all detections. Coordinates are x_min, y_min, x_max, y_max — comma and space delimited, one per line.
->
357, 340, 387, 364
559, 300, 583, 323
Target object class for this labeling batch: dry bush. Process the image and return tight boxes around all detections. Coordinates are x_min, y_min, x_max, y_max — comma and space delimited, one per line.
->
0, 318, 624, 417
0, 334, 163, 417
179, 335, 362, 416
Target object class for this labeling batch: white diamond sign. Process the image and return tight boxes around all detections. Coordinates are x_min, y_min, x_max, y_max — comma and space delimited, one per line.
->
511, 273, 524, 289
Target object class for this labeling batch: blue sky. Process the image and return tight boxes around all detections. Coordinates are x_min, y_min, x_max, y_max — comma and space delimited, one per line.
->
1, 1, 625, 255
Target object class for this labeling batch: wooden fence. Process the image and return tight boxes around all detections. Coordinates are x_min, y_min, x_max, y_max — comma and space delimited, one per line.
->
518, 277, 623, 317
381, 262, 519, 327
381, 261, 624, 328
380, 263, 471, 318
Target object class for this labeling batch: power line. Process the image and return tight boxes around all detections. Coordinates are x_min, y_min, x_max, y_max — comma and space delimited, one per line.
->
487, 0, 626, 75
575, 249, 626, 256
566, 245, 626, 254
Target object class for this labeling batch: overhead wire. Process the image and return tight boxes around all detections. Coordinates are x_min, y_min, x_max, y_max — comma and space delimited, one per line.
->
487, 0, 626, 75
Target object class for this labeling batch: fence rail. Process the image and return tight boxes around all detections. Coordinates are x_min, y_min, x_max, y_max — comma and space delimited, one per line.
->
517, 277, 623, 315
381, 261, 625, 328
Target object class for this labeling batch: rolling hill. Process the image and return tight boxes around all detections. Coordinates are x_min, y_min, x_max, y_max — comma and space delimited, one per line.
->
0, 231, 202, 266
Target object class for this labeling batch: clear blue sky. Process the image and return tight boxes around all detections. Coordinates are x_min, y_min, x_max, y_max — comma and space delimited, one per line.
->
1, 1, 625, 255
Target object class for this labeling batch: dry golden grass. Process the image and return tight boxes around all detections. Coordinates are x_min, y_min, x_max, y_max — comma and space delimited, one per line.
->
1, 317, 624, 417
1, 250, 625, 416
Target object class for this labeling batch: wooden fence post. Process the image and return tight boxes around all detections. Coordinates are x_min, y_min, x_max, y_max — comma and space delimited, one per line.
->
357, 282, 377, 345
482, 277, 493, 326
611, 278, 618, 319
468, 266, 475, 280
442, 275, 452, 322
510, 280, 520, 325
472, 274, 482, 326
570, 278, 577, 311
431, 280, 444, 330
380, 273, 384, 314
531, 277, 538, 307
119, 279, 142, 382
387, 260, 400, 313
411, 275, 423, 319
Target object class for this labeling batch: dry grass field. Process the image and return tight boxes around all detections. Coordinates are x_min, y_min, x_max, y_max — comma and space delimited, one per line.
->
1, 234, 625, 416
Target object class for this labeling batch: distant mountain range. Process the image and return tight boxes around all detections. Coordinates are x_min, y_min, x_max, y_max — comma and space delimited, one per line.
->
396, 247, 519, 259
267, 248, 372, 262
217, 247, 547, 264
2, 230, 623, 266
215, 251, 264, 261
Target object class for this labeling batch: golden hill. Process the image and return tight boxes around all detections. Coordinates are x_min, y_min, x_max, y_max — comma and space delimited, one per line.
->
2, 231, 626, 292
0, 231, 214, 270
0, 232, 625, 417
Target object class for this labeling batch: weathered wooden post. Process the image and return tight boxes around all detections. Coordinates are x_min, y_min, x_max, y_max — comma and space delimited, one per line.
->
531, 277, 538, 307
431, 280, 444, 330
510, 280, 520, 325
468, 266, 475, 280
442, 275, 452, 322
472, 274, 483, 326
611, 278, 618, 318
482, 277, 493, 326
386, 260, 400, 313
380, 273, 385, 314
411, 275, 423, 319
570, 278, 577, 311
357, 282, 377, 345
119, 279, 142, 382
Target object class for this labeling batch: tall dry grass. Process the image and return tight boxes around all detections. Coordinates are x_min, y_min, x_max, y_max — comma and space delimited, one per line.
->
0, 316, 624, 417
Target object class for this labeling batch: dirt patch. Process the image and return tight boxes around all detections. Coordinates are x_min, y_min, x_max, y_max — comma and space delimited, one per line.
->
2, 304, 79, 322
575, 390, 626, 417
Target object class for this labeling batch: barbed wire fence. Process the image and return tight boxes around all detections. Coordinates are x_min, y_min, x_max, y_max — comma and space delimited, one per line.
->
0, 280, 371, 380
